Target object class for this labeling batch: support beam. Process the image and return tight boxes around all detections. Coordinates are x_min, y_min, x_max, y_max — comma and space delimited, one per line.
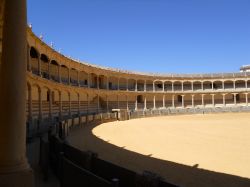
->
0, 0, 33, 185
245, 93, 248, 106
211, 94, 215, 107
172, 95, 175, 108
182, 95, 185, 108
153, 95, 156, 109
135, 96, 138, 110
192, 95, 194, 108
223, 94, 226, 107
162, 95, 165, 108
144, 96, 147, 110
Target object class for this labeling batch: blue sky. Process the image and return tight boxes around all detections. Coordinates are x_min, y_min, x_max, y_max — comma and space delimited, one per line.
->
27, 0, 250, 74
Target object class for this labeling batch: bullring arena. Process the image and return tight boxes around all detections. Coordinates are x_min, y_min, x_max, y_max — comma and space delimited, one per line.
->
23, 27, 250, 187
0, 1, 250, 186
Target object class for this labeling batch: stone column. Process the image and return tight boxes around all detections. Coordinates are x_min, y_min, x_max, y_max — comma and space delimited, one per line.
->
233, 81, 236, 90
144, 80, 147, 92
211, 94, 215, 107
153, 81, 155, 92
0, 0, 33, 185
222, 81, 225, 90
182, 95, 185, 108
153, 95, 156, 109
126, 95, 129, 111
223, 94, 226, 107
201, 82, 204, 90
162, 81, 165, 92
233, 93, 237, 105
181, 82, 184, 92
144, 96, 147, 110
162, 95, 165, 108
211, 82, 214, 90
245, 93, 248, 106
135, 96, 138, 110
202, 94, 205, 107
245, 80, 248, 89
172, 95, 175, 108
191, 95, 194, 108
172, 82, 174, 92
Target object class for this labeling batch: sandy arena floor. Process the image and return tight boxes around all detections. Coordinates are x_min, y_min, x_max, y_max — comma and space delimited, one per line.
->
69, 113, 250, 187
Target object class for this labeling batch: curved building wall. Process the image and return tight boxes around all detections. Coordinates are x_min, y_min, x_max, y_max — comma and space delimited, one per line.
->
26, 27, 250, 126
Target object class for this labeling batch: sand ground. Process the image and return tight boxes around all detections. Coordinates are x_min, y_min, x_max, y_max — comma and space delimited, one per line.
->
68, 113, 250, 187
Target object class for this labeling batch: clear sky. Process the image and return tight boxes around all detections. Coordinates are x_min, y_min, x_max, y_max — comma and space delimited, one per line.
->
27, 0, 250, 74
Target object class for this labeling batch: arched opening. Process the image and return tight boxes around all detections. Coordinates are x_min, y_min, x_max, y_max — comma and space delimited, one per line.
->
193, 94, 202, 108
203, 81, 213, 90
90, 73, 98, 88
50, 60, 59, 82
137, 95, 144, 110
99, 75, 107, 89
225, 93, 234, 106
40, 54, 49, 79
108, 76, 119, 90
193, 81, 202, 91
235, 80, 245, 89
164, 81, 172, 92
70, 92, 79, 116
173, 81, 182, 92
137, 80, 145, 91
224, 80, 234, 90
70, 68, 79, 86
183, 81, 192, 91
146, 80, 153, 91
154, 80, 163, 92
119, 78, 127, 90
184, 94, 192, 108
214, 94, 223, 107
30, 47, 39, 75
128, 79, 136, 91
204, 94, 212, 107
79, 71, 88, 87
213, 81, 223, 90
52, 89, 60, 117
61, 65, 69, 84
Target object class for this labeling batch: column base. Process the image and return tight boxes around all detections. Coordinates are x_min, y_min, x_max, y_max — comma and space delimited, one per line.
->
0, 168, 34, 187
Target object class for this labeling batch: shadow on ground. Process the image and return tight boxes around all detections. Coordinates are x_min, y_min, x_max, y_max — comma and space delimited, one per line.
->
68, 123, 250, 187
